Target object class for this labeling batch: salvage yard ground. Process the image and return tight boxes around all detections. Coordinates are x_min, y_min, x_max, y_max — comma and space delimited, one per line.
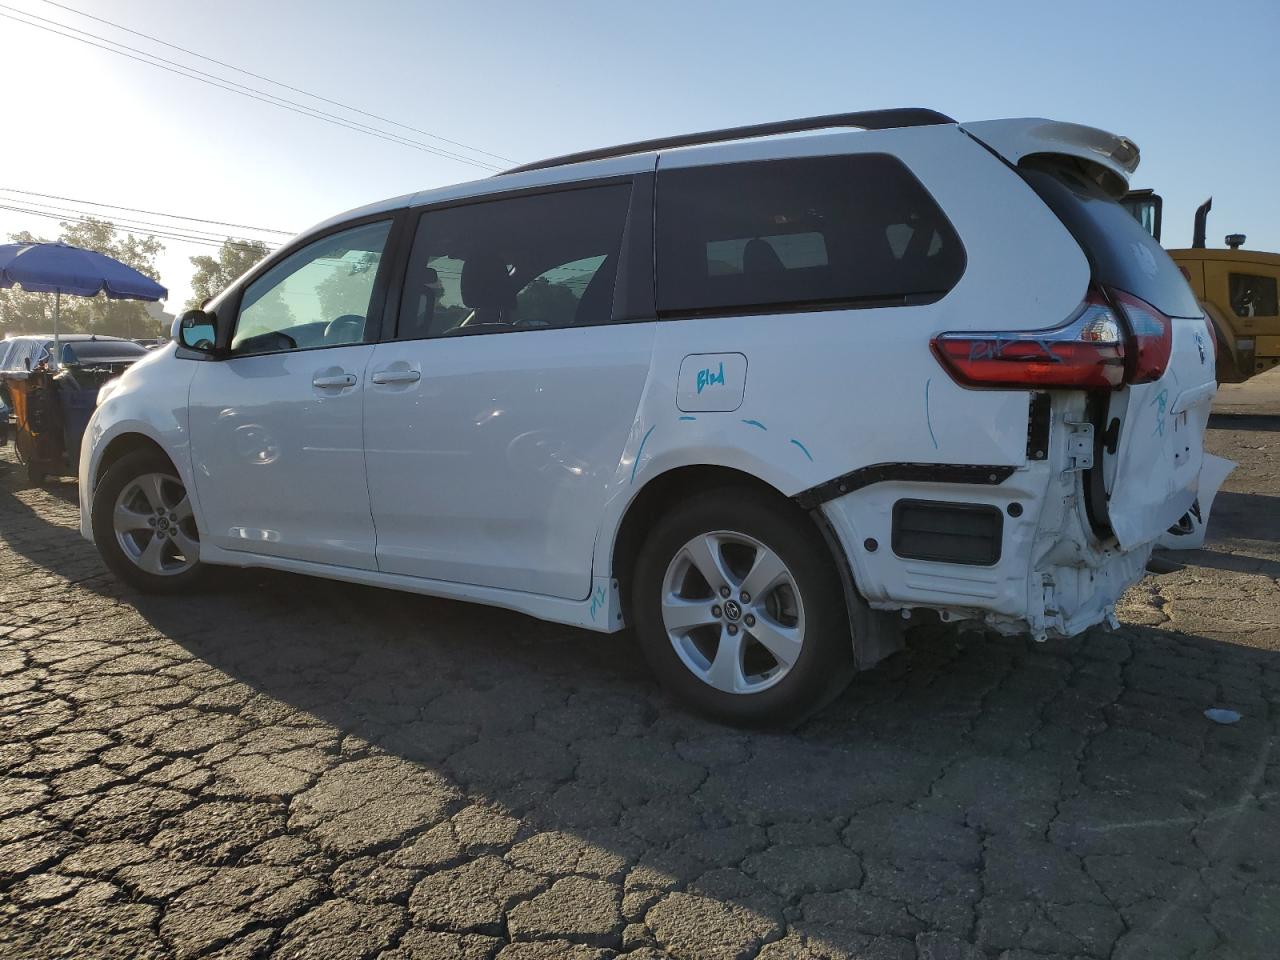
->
1, 372, 1278, 960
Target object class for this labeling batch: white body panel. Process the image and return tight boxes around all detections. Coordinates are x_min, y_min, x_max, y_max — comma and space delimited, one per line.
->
79, 115, 1214, 648
79, 345, 198, 538
187, 345, 378, 569
1106, 319, 1218, 549
588, 126, 1087, 574
363, 324, 654, 598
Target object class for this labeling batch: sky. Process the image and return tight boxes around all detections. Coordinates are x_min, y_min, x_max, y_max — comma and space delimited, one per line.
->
1, 0, 1276, 313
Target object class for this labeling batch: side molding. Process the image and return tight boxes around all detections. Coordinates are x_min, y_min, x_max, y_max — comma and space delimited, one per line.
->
793, 462, 1016, 510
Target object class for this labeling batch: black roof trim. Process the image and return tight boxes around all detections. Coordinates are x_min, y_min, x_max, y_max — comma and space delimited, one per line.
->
503, 108, 956, 175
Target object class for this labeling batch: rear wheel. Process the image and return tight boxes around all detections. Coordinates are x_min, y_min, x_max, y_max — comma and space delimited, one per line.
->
91, 450, 206, 593
631, 488, 854, 727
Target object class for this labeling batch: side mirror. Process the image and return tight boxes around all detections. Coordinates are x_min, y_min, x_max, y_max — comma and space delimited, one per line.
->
174, 309, 218, 354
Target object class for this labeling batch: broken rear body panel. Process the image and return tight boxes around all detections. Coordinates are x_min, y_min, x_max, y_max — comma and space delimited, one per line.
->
793, 119, 1220, 642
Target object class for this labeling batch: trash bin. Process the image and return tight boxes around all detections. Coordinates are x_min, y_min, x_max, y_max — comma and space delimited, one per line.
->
3, 371, 64, 483
58, 384, 98, 475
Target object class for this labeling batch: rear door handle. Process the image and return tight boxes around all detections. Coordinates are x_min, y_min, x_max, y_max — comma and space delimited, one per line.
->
371, 369, 421, 385
313, 373, 357, 388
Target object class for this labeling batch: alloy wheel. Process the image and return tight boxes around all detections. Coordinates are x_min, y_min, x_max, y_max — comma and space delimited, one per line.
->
660, 530, 805, 694
113, 472, 200, 576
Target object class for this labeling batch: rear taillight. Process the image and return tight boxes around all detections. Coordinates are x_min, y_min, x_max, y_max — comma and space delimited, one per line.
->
930, 290, 1125, 389
1109, 288, 1173, 383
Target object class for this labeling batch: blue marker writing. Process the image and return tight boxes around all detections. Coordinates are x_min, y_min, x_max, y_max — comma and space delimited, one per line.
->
696, 362, 725, 394
1150, 388, 1169, 437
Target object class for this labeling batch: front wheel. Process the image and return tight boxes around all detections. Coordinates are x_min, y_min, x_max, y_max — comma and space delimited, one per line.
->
91, 450, 206, 593
631, 488, 854, 727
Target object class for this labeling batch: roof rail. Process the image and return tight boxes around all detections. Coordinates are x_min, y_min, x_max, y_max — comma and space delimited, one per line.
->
502, 108, 956, 175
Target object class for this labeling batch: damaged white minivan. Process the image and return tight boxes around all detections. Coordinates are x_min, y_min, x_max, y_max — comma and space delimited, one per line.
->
81, 109, 1226, 725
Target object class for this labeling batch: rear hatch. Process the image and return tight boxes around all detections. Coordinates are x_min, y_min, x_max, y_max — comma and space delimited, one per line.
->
1020, 160, 1216, 549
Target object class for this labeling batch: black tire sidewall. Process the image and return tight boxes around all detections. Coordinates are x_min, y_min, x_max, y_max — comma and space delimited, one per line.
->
631, 487, 853, 727
91, 450, 205, 594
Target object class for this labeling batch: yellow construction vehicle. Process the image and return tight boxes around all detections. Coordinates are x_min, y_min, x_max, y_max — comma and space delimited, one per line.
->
1123, 191, 1279, 382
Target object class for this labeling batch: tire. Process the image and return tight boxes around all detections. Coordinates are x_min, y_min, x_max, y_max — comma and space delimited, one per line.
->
631, 486, 855, 727
91, 449, 206, 594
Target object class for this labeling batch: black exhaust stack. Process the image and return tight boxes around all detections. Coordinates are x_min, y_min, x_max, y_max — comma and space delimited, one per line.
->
1192, 197, 1212, 248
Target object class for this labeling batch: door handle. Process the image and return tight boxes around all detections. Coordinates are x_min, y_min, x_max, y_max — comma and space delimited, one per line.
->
313, 373, 357, 388
371, 369, 421, 385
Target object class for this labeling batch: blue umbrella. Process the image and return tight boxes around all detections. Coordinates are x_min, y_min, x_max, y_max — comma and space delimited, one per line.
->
0, 242, 167, 367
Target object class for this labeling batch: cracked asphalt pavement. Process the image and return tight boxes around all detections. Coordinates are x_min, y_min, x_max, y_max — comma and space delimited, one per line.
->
2, 376, 1278, 960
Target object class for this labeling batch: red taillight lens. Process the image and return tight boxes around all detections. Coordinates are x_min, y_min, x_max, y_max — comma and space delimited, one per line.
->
930, 291, 1126, 389
1109, 288, 1173, 384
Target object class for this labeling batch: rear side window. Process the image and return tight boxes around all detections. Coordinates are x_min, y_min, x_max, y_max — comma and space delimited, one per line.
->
1229, 273, 1278, 318
397, 183, 632, 339
1021, 161, 1202, 319
655, 154, 964, 318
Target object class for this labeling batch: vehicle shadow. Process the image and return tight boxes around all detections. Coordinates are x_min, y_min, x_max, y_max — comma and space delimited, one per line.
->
1209, 413, 1280, 433
1184, 490, 1280, 579
127, 564, 1280, 956
2, 460, 1277, 956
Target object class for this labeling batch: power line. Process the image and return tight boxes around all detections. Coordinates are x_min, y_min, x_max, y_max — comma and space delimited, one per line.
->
37, 0, 516, 165
0, 8, 503, 172
0, 200, 274, 250
0, 201, 277, 253
0, 5, 501, 171
0, 187, 294, 236
0, 194, 279, 244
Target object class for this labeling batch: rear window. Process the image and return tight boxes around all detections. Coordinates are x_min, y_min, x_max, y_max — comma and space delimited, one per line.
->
60, 340, 148, 363
655, 154, 965, 318
1021, 161, 1202, 318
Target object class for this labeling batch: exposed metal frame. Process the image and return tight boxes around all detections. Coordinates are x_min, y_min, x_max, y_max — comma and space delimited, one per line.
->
503, 108, 956, 175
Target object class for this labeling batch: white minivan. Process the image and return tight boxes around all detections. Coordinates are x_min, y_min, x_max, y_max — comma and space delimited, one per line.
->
81, 110, 1220, 725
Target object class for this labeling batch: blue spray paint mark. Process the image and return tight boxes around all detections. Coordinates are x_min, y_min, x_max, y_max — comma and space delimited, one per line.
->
925, 377, 939, 450
790, 439, 814, 461
741, 419, 767, 431
678, 415, 697, 421
630, 425, 656, 484
589, 584, 607, 621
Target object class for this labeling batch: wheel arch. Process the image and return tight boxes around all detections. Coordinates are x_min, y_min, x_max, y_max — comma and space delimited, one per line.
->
93, 432, 174, 493
609, 463, 905, 671
609, 464, 826, 615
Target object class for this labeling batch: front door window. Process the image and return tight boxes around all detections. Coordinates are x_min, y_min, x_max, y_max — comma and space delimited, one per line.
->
233, 220, 392, 354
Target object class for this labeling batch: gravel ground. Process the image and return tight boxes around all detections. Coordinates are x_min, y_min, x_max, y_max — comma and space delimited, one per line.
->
1, 377, 1277, 960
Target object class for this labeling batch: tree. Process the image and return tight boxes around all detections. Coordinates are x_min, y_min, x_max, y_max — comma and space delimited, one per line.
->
316, 250, 380, 321
516, 277, 580, 326
186, 238, 271, 310
0, 219, 167, 338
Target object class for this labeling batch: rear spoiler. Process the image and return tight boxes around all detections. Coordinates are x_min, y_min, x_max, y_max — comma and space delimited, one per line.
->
961, 118, 1139, 198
